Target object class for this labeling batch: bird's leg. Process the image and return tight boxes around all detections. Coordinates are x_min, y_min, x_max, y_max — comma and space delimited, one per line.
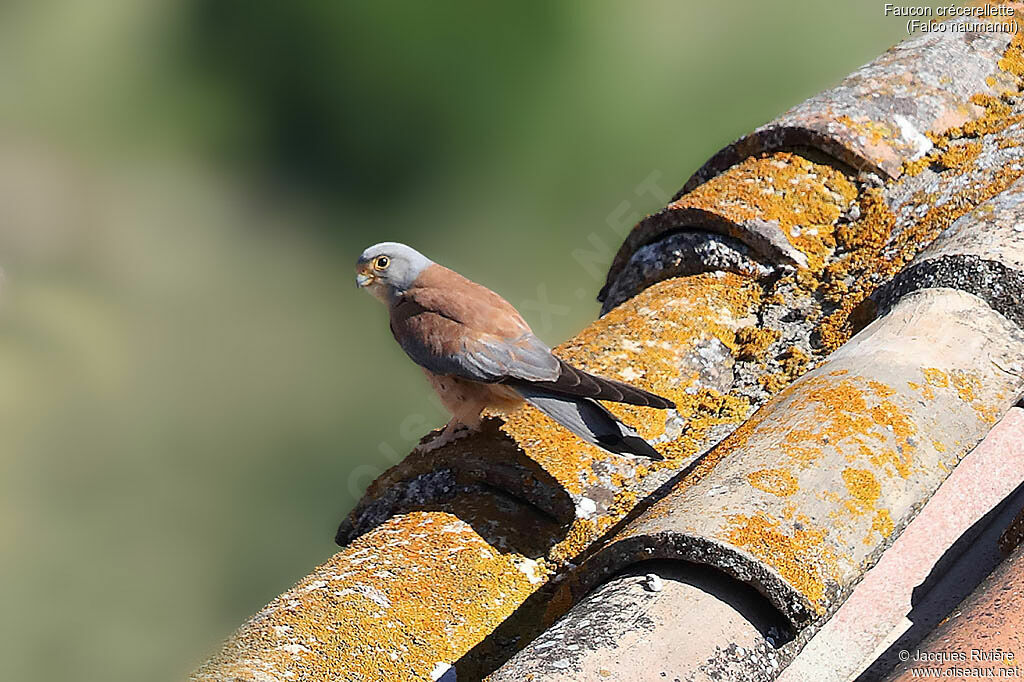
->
459, 410, 483, 433
416, 377, 492, 453
417, 399, 486, 453
417, 418, 471, 452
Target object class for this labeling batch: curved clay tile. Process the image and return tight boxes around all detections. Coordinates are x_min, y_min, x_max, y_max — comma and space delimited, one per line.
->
877, 174, 1024, 329
579, 286, 1024, 623
683, 17, 1018, 194
601, 153, 855, 309
194, 15, 1024, 682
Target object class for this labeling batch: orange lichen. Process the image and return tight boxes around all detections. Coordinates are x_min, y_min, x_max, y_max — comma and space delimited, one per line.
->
907, 380, 937, 401
871, 509, 895, 541
811, 77, 1024, 355
196, 510, 538, 681
916, 368, 996, 423
950, 370, 980, 404
867, 380, 896, 398
835, 186, 894, 252
781, 376, 913, 461
779, 346, 812, 378
998, 31, 1024, 78
936, 141, 983, 170
836, 115, 895, 144
659, 386, 753, 461
974, 400, 1003, 425
736, 326, 781, 361
724, 512, 838, 607
547, 519, 598, 566
870, 399, 917, 440
748, 468, 799, 497
923, 367, 950, 388
903, 156, 930, 176
870, 448, 912, 479
671, 151, 857, 272
842, 468, 882, 514
759, 372, 790, 393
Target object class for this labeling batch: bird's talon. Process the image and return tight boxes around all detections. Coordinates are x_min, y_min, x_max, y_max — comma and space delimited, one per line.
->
415, 424, 473, 453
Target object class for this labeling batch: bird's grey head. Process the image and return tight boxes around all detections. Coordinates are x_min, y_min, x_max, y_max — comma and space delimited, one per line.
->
355, 242, 434, 303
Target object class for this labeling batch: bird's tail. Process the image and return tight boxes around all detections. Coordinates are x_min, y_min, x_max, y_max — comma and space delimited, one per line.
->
510, 359, 675, 409
512, 386, 663, 459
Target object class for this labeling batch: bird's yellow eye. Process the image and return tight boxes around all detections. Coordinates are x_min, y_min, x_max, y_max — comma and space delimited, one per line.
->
374, 255, 390, 271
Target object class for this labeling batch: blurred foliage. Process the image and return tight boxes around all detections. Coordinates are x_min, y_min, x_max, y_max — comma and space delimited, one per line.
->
186, 1, 568, 202
0, 1, 930, 681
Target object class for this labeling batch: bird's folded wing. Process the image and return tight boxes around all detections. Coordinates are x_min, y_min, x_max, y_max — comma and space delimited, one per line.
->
390, 293, 560, 383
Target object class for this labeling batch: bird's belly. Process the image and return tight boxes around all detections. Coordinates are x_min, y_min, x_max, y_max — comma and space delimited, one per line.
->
424, 371, 523, 416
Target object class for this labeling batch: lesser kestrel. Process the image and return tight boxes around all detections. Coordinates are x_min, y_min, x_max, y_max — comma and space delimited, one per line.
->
356, 242, 673, 458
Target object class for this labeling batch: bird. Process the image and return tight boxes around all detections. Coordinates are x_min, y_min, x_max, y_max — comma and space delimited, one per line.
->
355, 242, 675, 459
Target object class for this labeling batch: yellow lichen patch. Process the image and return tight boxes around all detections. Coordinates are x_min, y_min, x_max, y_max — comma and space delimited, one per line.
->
870, 508, 895, 542
748, 468, 799, 497
842, 468, 882, 514
936, 141, 983, 170
918, 368, 996, 423
196, 510, 536, 682
657, 395, 780, 500
500, 405, 612, 496
812, 77, 1024, 354
835, 187, 894, 252
651, 387, 754, 464
932, 439, 947, 453
736, 326, 781, 361
922, 367, 950, 389
548, 518, 598, 565
903, 156, 930, 176
818, 190, 897, 351
724, 511, 838, 608
870, 448, 912, 479
764, 375, 920, 483
998, 31, 1024, 78
950, 369, 981, 403
973, 400, 1003, 425
759, 372, 789, 393
782, 378, 872, 459
907, 381, 936, 400
779, 346, 812, 378
546, 487, 649, 569
836, 115, 896, 144
870, 399, 917, 440
931, 93, 1021, 140
867, 380, 896, 398
671, 152, 857, 272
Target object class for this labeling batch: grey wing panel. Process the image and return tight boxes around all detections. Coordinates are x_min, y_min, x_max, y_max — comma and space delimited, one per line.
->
390, 313, 559, 383
470, 332, 561, 382
514, 385, 662, 459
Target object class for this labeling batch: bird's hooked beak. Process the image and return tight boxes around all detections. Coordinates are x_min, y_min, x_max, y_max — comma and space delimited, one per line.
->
355, 260, 393, 304
355, 262, 376, 289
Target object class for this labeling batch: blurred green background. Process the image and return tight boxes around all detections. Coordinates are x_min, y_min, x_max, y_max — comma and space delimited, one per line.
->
0, 2, 926, 680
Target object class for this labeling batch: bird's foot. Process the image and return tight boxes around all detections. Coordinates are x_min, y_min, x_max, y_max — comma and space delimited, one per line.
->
416, 421, 473, 453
